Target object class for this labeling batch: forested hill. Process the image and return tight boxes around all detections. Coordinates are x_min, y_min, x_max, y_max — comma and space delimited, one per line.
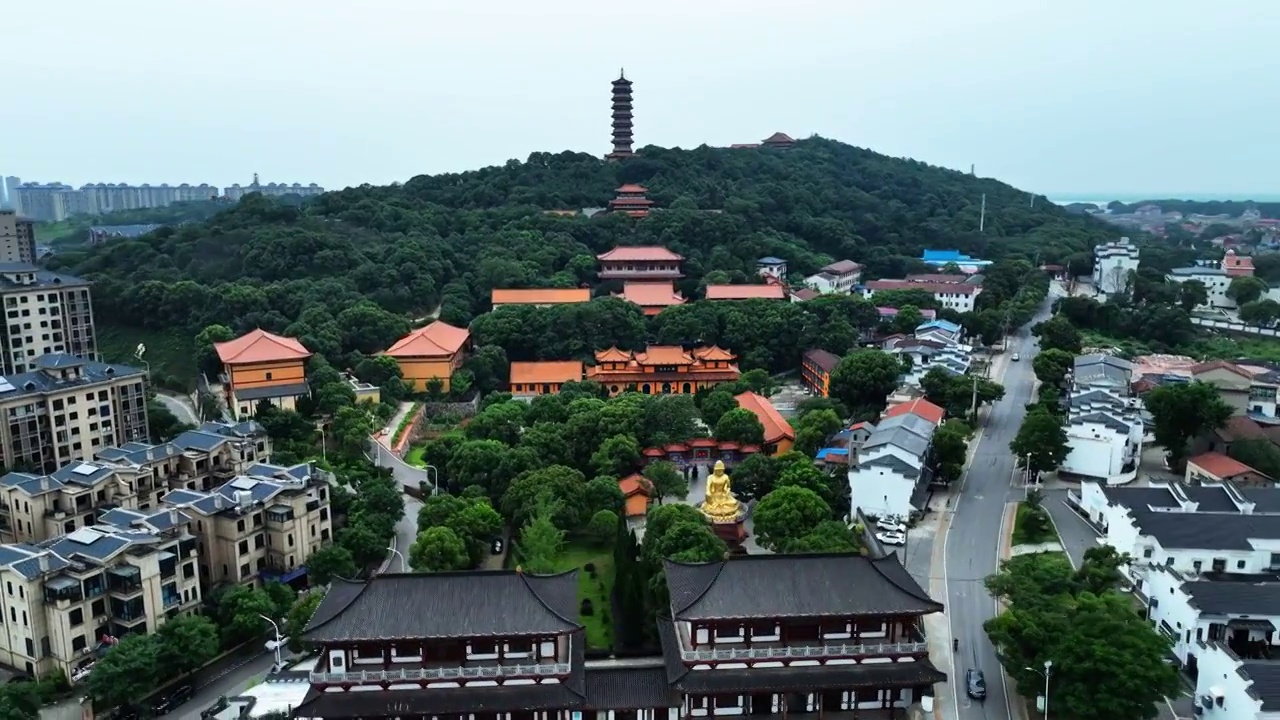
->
54, 136, 1117, 380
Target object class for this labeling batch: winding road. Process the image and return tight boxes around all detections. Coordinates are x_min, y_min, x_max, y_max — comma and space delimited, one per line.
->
943, 290, 1056, 720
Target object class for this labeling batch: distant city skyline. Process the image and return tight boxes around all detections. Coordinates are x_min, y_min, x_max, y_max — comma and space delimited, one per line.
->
7, 1, 1279, 197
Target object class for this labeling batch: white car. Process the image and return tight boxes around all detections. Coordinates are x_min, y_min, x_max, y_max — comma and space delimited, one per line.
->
876, 531, 907, 547
875, 518, 906, 534
1011, 353, 1021, 361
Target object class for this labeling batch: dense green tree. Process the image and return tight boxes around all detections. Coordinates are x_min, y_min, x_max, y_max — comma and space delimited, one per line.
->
1032, 348, 1075, 388
1240, 298, 1280, 326
793, 408, 842, 457
1228, 438, 1280, 480
284, 589, 328, 652
713, 408, 766, 445
214, 585, 281, 645
88, 633, 160, 709
752, 486, 833, 552
829, 350, 903, 416
1032, 315, 1083, 354
305, 544, 358, 584
642, 460, 687, 502
1145, 381, 1233, 467
1009, 406, 1070, 475
731, 453, 779, 502
586, 509, 620, 545
783, 520, 861, 553
517, 512, 566, 574
1176, 279, 1208, 311
929, 419, 970, 483
1228, 275, 1268, 305
410, 527, 471, 571
700, 390, 739, 427
155, 614, 220, 678
501, 465, 589, 529
591, 434, 642, 477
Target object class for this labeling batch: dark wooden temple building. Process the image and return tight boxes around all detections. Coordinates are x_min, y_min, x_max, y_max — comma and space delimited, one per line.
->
658, 553, 946, 718
291, 553, 944, 719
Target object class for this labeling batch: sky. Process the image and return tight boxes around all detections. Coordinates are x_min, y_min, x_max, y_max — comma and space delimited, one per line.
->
6, 0, 1279, 198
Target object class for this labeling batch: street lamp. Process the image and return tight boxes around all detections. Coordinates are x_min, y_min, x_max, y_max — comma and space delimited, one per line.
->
424, 464, 439, 496
260, 614, 284, 670
387, 545, 407, 573
1025, 660, 1053, 720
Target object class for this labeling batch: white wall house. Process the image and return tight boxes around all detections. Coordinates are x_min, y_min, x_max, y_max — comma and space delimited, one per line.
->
804, 260, 862, 295
860, 280, 981, 313
1059, 388, 1143, 484
1080, 480, 1280, 584
848, 407, 938, 520
1168, 266, 1235, 309
1093, 238, 1140, 295
1072, 354, 1134, 394
757, 256, 788, 281
1141, 563, 1280, 669
1192, 641, 1280, 720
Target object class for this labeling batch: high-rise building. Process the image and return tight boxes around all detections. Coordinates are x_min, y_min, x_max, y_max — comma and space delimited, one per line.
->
79, 182, 220, 215
0, 210, 37, 264
222, 175, 325, 202
606, 69, 634, 160
14, 183, 81, 223
0, 264, 98, 375
2, 177, 20, 213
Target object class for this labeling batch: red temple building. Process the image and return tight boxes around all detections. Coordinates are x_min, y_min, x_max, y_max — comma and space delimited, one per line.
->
642, 438, 762, 469
597, 245, 684, 280
586, 345, 739, 396
607, 184, 655, 218
606, 70, 634, 160
762, 131, 797, 149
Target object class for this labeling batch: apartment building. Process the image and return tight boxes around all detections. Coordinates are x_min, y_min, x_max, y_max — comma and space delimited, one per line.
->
0, 421, 271, 545
2, 178, 20, 214
0, 354, 147, 475
0, 508, 201, 679
1093, 238, 1140, 295
12, 184, 81, 223
79, 183, 218, 215
805, 260, 863, 295
222, 181, 325, 202
0, 211, 37, 265
161, 461, 332, 588
0, 264, 97, 375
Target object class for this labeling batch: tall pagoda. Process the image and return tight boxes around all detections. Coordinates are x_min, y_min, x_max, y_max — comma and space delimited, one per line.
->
606, 69, 634, 160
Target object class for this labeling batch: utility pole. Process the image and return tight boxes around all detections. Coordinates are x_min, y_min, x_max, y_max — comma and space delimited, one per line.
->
970, 373, 979, 423
979, 194, 987, 233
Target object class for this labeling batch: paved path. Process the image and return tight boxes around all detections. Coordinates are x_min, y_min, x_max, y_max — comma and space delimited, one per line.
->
156, 389, 200, 426
939, 290, 1056, 720
1042, 488, 1101, 568
371, 402, 433, 571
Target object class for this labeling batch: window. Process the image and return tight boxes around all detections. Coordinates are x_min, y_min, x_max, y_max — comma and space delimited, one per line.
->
69, 608, 84, 626
239, 563, 250, 577
238, 540, 249, 555
91, 599, 104, 616
72, 635, 86, 652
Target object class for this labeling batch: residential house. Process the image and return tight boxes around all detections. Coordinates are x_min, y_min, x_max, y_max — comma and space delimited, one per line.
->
1059, 387, 1143, 484
886, 337, 971, 386
847, 399, 943, 519
805, 260, 863, 295
1194, 362, 1256, 415
861, 280, 981, 313
733, 391, 794, 456
877, 307, 937, 324
800, 348, 840, 397
585, 346, 739, 397
1076, 480, 1280, 585
382, 321, 471, 393
1190, 641, 1280, 720
920, 249, 991, 272
1142, 563, 1280, 670
789, 288, 820, 303
0, 509, 202, 679
1199, 416, 1271, 456
214, 329, 313, 420
756, 256, 788, 281
160, 461, 332, 588
914, 320, 963, 345
1168, 266, 1234, 309
491, 288, 591, 308
1072, 354, 1135, 394
704, 284, 785, 301
509, 361, 585, 398
615, 281, 686, 316
1187, 453, 1273, 487
0, 354, 148, 474
597, 246, 683, 280
1093, 238, 1141, 295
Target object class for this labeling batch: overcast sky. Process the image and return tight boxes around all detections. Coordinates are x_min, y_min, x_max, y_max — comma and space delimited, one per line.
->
6, 1, 1277, 197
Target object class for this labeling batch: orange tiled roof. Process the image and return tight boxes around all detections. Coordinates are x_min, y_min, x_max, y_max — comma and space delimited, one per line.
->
735, 391, 795, 444
694, 346, 736, 362
597, 246, 684, 262
1191, 360, 1251, 379
214, 329, 312, 365
616, 184, 649, 194
619, 472, 653, 518
763, 132, 795, 143
884, 397, 945, 425
383, 321, 470, 359
492, 288, 591, 305
704, 284, 786, 300
636, 346, 694, 365
509, 361, 584, 385
618, 282, 685, 308
1189, 451, 1261, 479
595, 347, 633, 363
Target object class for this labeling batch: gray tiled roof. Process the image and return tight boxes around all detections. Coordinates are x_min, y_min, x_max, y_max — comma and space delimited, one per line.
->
1132, 509, 1280, 550
1240, 662, 1280, 711
1171, 266, 1226, 276
0, 356, 143, 402
1186, 580, 1280, 616
235, 382, 310, 401
862, 426, 930, 458
0, 264, 91, 290
1070, 412, 1133, 434
874, 412, 934, 441
584, 667, 678, 710
663, 553, 941, 621
303, 572, 582, 642
859, 453, 921, 477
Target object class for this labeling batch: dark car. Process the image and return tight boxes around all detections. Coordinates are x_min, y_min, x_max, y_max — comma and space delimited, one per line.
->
150, 684, 193, 715
966, 669, 987, 701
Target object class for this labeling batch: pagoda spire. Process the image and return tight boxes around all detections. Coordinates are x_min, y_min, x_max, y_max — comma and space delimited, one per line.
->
606, 70, 634, 161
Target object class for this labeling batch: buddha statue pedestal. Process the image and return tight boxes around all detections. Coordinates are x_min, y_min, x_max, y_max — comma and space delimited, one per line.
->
699, 461, 748, 547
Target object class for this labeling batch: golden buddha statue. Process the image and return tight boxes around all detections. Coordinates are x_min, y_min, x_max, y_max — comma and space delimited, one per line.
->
700, 460, 743, 523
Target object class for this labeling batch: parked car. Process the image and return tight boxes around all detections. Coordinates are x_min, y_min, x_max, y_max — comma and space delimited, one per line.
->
1011, 352, 1021, 361
966, 669, 987, 701
875, 531, 906, 547
875, 518, 906, 533
491, 538, 504, 555
150, 684, 193, 715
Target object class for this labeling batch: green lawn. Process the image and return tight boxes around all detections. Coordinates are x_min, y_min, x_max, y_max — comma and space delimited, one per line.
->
546, 542, 615, 650
1012, 502, 1058, 546
96, 323, 197, 392
1083, 330, 1280, 364
404, 445, 426, 467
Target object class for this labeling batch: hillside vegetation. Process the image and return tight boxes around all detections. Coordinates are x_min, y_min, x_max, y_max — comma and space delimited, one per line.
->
54, 137, 1118, 383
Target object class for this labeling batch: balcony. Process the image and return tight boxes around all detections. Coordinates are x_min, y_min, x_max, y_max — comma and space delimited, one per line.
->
679, 641, 928, 663
310, 662, 571, 685
107, 565, 142, 597
598, 267, 684, 280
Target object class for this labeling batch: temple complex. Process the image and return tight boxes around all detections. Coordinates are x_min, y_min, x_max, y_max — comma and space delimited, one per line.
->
597, 245, 683, 280
615, 281, 685, 315
762, 131, 797, 149
605, 70, 634, 160
606, 183, 655, 217
586, 345, 740, 396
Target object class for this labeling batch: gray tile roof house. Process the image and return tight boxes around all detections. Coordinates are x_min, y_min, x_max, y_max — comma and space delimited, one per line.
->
1130, 508, 1280, 550
1073, 354, 1134, 389
0, 264, 91, 291
1185, 579, 1280, 616
0, 355, 143, 402
1070, 412, 1135, 435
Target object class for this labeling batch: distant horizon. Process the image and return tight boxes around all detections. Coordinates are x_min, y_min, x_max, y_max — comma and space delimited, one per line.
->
1048, 192, 1280, 205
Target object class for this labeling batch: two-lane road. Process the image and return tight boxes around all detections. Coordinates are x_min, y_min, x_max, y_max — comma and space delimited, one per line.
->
945, 293, 1056, 720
